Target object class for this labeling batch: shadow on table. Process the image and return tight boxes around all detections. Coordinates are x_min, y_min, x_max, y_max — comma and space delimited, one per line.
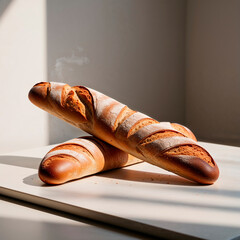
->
2, 194, 240, 240
98, 168, 198, 186
140, 218, 240, 240
0, 195, 158, 240
0, 156, 41, 170
23, 169, 197, 188
23, 173, 43, 187
0, 215, 155, 240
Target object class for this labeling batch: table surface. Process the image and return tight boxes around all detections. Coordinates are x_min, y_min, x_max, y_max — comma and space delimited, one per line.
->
0, 195, 152, 240
1, 141, 240, 240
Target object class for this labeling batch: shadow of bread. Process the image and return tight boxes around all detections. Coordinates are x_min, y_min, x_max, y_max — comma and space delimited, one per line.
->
97, 168, 199, 186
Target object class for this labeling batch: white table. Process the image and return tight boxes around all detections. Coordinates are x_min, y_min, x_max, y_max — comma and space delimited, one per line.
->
1, 142, 240, 240
0, 195, 151, 240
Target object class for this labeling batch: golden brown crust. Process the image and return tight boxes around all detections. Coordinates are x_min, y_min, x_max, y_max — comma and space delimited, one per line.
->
165, 145, 214, 167
39, 154, 82, 184
162, 155, 219, 185
30, 82, 220, 184
127, 119, 158, 138
39, 136, 142, 185
113, 106, 136, 132
140, 131, 184, 146
171, 123, 197, 141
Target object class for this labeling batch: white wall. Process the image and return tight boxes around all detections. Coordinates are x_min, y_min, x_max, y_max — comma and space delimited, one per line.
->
46, 0, 187, 143
1, 0, 239, 153
0, 0, 48, 153
186, 0, 240, 146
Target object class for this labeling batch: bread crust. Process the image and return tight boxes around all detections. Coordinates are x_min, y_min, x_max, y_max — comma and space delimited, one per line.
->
29, 82, 219, 184
39, 136, 141, 185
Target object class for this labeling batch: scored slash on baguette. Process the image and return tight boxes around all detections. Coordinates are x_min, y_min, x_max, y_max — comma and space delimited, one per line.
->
29, 82, 219, 184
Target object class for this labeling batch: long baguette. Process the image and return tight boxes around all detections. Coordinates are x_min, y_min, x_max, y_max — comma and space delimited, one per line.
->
39, 136, 141, 185
29, 82, 219, 184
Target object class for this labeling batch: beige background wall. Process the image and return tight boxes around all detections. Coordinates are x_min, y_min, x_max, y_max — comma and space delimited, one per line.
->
0, 0, 48, 153
0, 0, 239, 153
48, 0, 240, 146
186, 0, 240, 146
46, 0, 187, 144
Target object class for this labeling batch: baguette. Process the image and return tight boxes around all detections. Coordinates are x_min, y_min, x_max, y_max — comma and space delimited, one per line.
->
29, 82, 219, 184
39, 136, 141, 185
